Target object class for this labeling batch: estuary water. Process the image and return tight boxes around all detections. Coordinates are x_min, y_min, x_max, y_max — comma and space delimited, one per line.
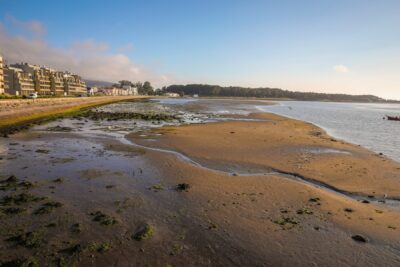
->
256, 101, 400, 162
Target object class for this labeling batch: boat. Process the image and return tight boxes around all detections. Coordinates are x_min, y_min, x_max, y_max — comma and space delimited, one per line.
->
386, 115, 400, 121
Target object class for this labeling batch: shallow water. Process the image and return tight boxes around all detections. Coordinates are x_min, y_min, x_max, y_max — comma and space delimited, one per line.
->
151, 98, 400, 162
256, 101, 400, 162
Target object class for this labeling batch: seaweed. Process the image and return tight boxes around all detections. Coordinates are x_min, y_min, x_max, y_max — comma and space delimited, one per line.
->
81, 110, 178, 122
1, 207, 27, 215
52, 178, 64, 183
149, 184, 164, 192
91, 242, 112, 253
90, 211, 118, 226
7, 231, 44, 248
70, 223, 82, 233
273, 217, 299, 229
296, 207, 313, 215
0, 176, 36, 191
132, 224, 154, 241
1, 193, 45, 206
0, 257, 39, 267
34, 201, 63, 215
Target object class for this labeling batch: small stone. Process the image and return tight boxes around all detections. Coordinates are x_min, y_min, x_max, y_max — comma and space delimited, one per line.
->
176, 183, 191, 191
352, 234, 368, 243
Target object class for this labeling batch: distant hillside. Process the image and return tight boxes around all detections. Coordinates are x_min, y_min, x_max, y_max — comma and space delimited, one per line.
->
165, 84, 396, 103
84, 79, 114, 88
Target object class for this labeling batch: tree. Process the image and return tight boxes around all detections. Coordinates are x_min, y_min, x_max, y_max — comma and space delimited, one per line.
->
140, 81, 153, 95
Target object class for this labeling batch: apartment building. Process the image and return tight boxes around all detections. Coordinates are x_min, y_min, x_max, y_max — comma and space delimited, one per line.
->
11, 63, 53, 95
51, 71, 67, 96
34, 67, 53, 95
3, 60, 86, 96
4, 66, 36, 96
64, 74, 87, 96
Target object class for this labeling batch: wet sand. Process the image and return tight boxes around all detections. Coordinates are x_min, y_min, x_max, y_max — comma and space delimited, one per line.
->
131, 112, 400, 198
0, 98, 400, 266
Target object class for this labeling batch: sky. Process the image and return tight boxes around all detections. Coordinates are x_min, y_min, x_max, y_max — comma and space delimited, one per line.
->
0, 0, 399, 99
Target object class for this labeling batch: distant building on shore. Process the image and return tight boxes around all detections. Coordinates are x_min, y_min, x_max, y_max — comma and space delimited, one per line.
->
87, 86, 98, 96
165, 92, 180, 97
121, 85, 139, 96
0, 56, 4, 94
0, 57, 87, 97
99, 87, 128, 96
96, 81, 139, 96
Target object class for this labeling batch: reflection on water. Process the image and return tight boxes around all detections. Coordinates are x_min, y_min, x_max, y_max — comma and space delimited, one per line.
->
257, 101, 400, 162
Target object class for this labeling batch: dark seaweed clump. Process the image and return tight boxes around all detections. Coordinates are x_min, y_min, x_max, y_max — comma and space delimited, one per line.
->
0, 175, 36, 191
46, 125, 73, 132
1, 193, 46, 206
34, 201, 63, 215
90, 211, 118, 226
7, 231, 44, 248
81, 110, 178, 121
0, 257, 39, 267
132, 223, 154, 241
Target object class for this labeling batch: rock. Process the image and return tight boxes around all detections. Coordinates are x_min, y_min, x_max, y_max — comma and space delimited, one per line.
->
352, 234, 368, 243
176, 183, 191, 191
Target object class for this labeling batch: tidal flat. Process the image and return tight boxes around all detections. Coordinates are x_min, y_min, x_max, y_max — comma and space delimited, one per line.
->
0, 98, 400, 266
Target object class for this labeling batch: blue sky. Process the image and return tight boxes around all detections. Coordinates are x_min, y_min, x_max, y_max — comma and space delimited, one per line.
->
1, 0, 399, 99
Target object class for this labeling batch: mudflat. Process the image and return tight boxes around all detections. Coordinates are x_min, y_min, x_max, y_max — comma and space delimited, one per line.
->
0, 98, 399, 266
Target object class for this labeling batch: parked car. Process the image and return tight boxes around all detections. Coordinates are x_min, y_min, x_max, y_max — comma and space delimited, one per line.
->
27, 92, 38, 99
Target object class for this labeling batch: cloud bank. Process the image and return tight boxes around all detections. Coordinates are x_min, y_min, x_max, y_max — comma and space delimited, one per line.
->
333, 64, 349, 73
0, 16, 172, 87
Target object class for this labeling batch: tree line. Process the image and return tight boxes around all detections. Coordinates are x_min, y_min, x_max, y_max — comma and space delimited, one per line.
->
162, 84, 394, 102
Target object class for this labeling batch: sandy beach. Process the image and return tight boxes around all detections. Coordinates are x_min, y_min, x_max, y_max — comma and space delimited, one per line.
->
0, 98, 399, 266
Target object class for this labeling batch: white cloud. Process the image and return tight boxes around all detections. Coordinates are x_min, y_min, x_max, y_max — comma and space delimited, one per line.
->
0, 16, 172, 87
333, 64, 349, 73
5, 15, 47, 38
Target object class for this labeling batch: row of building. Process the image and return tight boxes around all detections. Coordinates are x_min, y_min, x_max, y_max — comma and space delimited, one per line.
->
0, 55, 87, 96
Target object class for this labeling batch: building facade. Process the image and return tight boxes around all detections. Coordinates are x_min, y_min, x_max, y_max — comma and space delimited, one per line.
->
122, 85, 138, 95
64, 74, 87, 96
99, 87, 129, 96
2, 60, 87, 96
51, 71, 67, 96
34, 67, 53, 95
4, 67, 36, 96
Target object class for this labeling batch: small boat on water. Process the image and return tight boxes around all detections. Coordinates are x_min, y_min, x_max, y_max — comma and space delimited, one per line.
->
386, 115, 400, 121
